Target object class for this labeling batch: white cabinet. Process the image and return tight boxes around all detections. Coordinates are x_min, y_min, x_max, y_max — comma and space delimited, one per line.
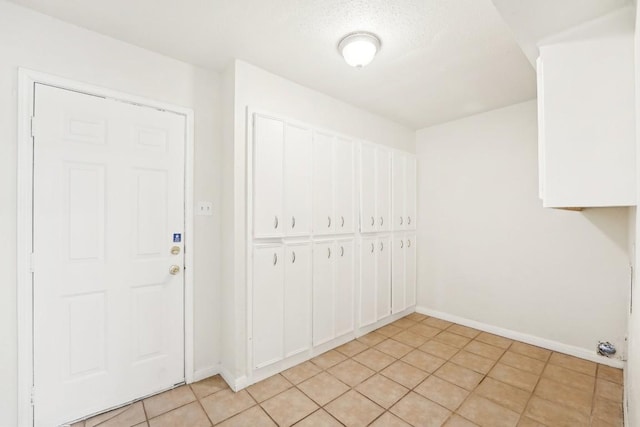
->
313, 239, 355, 346
392, 152, 416, 231
537, 13, 635, 208
252, 243, 311, 369
392, 234, 416, 314
359, 235, 391, 328
253, 115, 312, 238
360, 143, 391, 233
312, 133, 355, 235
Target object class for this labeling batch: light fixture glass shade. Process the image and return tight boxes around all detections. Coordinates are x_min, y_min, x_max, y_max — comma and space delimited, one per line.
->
338, 32, 381, 68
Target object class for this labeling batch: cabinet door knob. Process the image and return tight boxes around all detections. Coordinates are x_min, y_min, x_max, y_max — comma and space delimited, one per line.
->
371, 216, 374, 226
408, 239, 411, 248
292, 216, 296, 228
340, 246, 344, 257
408, 216, 411, 225
400, 217, 403, 225
380, 241, 384, 251
380, 216, 383, 226
274, 216, 279, 229
400, 240, 404, 249
273, 253, 278, 265
328, 247, 331, 258
291, 251, 296, 263
341, 216, 345, 227
371, 243, 374, 253
328, 216, 332, 228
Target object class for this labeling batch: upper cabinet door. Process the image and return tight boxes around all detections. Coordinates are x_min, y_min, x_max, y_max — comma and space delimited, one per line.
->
405, 155, 416, 230
360, 144, 377, 233
284, 124, 312, 236
334, 239, 354, 337
253, 115, 284, 238
312, 132, 334, 235
377, 148, 392, 232
334, 138, 355, 234
392, 152, 406, 231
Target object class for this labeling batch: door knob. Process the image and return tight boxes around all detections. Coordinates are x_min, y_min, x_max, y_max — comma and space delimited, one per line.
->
169, 265, 180, 275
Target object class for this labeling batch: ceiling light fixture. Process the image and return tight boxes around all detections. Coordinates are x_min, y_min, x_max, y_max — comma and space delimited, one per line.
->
338, 32, 381, 68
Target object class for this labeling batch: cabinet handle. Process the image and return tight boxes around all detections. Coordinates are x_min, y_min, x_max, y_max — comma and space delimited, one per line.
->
400, 217, 403, 225
328, 247, 331, 258
371, 242, 374, 253
292, 216, 296, 229
408, 216, 411, 225
380, 241, 384, 251
408, 239, 411, 248
291, 251, 296, 263
273, 253, 278, 265
340, 246, 344, 257
341, 216, 345, 227
400, 240, 404, 249
328, 216, 332, 228
371, 216, 374, 226
274, 216, 279, 229
380, 216, 383, 226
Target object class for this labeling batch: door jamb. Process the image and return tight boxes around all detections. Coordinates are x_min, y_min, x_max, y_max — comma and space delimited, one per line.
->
17, 68, 196, 427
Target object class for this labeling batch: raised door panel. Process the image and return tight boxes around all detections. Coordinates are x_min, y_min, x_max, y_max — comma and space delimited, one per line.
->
392, 153, 406, 231
376, 236, 391, 320
284, 243, 312, 357
334, 239, 354, 337
313, 133, 334, 235
253, 115, 284, 238
284, 124, 312, 236
359, 237, 377, 327
391, 236, 405, 314
405, 155, 416, 230
360, 144, 377, 233
334, 137, 355, 234
377, 148, 392, 232
252, 245, 284, 369
405, 234, 417, 308
313, 241, 334, 346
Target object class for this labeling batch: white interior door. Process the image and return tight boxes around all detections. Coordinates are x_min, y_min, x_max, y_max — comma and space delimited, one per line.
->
33, 84, 186, 426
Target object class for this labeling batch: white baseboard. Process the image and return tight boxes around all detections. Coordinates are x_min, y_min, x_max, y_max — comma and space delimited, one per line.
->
192, 365, 220, 383
416, 306, 625, 369
217, 364, 248, 392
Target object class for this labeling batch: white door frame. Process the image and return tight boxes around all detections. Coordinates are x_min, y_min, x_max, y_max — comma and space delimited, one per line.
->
16, 68, 196, 427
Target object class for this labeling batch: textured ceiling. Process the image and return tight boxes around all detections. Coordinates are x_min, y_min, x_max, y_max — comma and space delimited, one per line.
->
9, 0, 540, 129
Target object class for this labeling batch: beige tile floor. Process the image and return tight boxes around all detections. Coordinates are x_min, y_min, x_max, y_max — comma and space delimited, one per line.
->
71, 313, 624, 427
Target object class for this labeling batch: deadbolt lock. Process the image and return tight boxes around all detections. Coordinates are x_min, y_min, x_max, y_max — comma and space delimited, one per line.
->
171, 246, 181, 255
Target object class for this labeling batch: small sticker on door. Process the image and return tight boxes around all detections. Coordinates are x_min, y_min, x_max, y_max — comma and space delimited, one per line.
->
173, 233, 182, 243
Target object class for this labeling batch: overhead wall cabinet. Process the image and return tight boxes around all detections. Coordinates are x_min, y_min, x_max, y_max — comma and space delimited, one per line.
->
537, 10, 636, 208
248, 111, 417, 384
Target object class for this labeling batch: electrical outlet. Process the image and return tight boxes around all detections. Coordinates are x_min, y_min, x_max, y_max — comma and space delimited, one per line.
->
196, 201, 213, 216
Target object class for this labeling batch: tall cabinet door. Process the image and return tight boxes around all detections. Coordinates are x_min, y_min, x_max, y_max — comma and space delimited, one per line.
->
360, 144, 377, 233
392, 153, 406, 231
334, 138, 355, 234
359, 237, 377, 327
405, 235, 417, 308
313, 241, 334, 346
284, 243, 312, 357
253, 116, 284, 238
391, 236, 406, 314
334, 239, 354, 337
377, 149, 391, 232
405, 156, 417, 230
376, 236, 391, 320
252, 245, 284, 369
284, 124, 312, 236
313, 133, 334, 235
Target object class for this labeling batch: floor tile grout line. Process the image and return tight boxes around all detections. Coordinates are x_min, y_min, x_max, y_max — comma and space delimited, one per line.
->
516, 345, 553, 425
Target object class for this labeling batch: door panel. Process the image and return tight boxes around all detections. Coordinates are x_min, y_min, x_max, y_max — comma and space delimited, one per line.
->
284, 244, 312, 357
360, 144, 376, 233
334, 138, 355, 234
284, 124, 312, 236
377, 149, 391, 232
359, 237, 377, 327
253, 115, 284, 238
405, 234, 417, 307
334, 239, 354, 337
33, 84, 185, 426
377, 236, 391, 320
392, 235, 406, 313
313, 241, 334, 345
253, 245, 284, 368
312, 133, 334, 235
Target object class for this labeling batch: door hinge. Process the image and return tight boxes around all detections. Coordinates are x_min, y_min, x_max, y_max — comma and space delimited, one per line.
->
30, 387, 35, 405
30, 116, 38, 138
29, 253, 35, 273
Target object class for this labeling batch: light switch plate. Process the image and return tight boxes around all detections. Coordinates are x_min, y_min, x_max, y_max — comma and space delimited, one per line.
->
196, 201, 213, 216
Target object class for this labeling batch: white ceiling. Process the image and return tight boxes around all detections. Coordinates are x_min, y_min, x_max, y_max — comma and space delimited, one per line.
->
7, 0, 619, 129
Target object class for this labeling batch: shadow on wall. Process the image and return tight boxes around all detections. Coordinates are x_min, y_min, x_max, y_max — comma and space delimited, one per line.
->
581, 207, 630, 255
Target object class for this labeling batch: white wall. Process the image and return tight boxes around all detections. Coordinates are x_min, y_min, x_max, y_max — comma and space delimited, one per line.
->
416, 100, 630, 361
0, 2, 222, 425
220, 60, 415, 383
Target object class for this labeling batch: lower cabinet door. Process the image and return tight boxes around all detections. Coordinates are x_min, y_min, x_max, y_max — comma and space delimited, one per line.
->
313, 241, 334, 346
334, 239, 354, 337
377, 236, 391, 320
359, 237, 377, 327
405, 235, 417, 307
284, 243, 312, 357
252, 244, 284, 369
392, 236, 406, 314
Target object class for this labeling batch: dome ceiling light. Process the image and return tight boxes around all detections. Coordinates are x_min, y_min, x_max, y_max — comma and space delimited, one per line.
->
338, 32, 381, 68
